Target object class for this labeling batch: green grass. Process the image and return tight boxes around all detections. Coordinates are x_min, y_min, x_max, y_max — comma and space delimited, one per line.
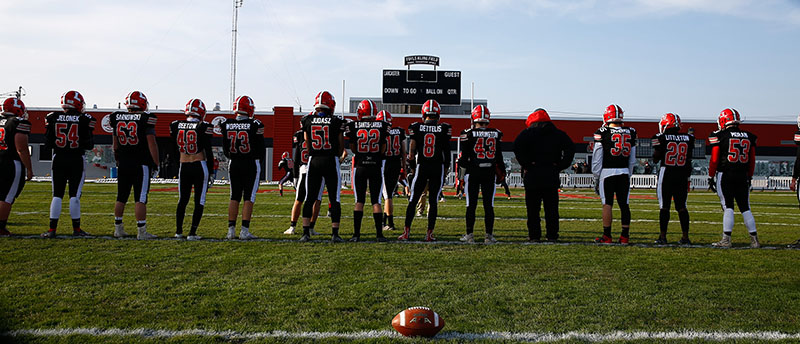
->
1, 182, 799, 343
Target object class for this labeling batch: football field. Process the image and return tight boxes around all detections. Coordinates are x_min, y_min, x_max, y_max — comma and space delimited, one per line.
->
1, 182, 799, 343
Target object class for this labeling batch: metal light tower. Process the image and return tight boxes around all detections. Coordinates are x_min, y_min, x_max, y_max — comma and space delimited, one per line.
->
230, 0, 244, 108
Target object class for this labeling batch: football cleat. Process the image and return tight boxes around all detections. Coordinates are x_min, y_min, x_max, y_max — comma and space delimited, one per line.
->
679, 238, 692, 246
712, 234, 732, 248
226, 227, 236, 240
594, 235, 612, 244
239, 229, 257, 240
137, 226, 157, 240
460, 233, 474, 243
348, 236, 360, 242
750, 235, 760, 249
331, 235, 345, 243
788, 239, 800, 249
113, 224, 128, 238
618, 236, 630, 245
416, 210, 424, 217
41, 230, 56, 238
484, 234, 497, 244
187, 235, 202, 241
299, 234, 311, 242
425, 229, 436, 242
174, 233, 185, 239
382, 225, 395, 232
376, 236, 388, 242
398, 227, 410, 241
653, 237, 668, 245
0, 228, 11, 236
283, 226, 296, 235
72, 229, 91, 237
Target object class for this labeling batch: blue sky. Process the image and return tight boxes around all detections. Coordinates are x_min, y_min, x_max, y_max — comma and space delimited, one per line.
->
1, 0, 799, 122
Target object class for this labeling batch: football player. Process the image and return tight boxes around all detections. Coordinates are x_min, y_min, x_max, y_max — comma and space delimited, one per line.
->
592, 104, 637, 244
708, 108, 759, 248
41, 91, 95, 238
399, 99, 452, 242
169, 98, 214, 240
458, 105, 505, 243
0, 97, 33, 236
651, 113, 694, 245
111, 91, 159, 240
790, 114, 800, 248
277, 151, 293, 196
221, 95, 264, 240
346, 100, 388, 242
378, 110, 406, 232
299, 91, 346, 242
284, 127, 322, 236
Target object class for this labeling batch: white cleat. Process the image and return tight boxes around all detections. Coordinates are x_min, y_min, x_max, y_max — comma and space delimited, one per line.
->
485, 234, 497, 244
174, 234, 185, 239
382, 225, 395, 232
283, 226, 296, 235
750, 235, 760, 249
114, 224, 128, 238
137, 226, 157, 240
226, 227, 236, 240
459, 233, 474, 243
187, 235, 202, 241
712, 234, 732, 248
239, 229, 257, 240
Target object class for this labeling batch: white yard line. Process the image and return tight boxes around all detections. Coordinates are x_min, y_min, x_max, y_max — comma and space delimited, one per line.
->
5, 328, 800, 342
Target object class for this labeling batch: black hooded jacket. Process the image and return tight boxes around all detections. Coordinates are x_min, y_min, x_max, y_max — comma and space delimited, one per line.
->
513, 121, 575, 188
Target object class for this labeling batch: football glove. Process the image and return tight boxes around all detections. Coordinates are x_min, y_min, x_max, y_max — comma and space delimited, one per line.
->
151, 168, 160, 179
707, 177, 716, 193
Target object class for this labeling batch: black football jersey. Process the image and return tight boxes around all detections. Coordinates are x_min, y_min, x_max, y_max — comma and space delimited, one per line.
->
301, 113, 345, 157
651, 128, 694, 176
346, 119, 388, 166
594, 126, 637, 169
708, 127, 757, 174
408, 121, 452, 165
110, 111, 157, 164
220, 117, 265, 160
169, 120, 213, 156
459, 127, 504, 169
0, 115, 31, 162
292, 130, 309, 167
793, 130, 800, 178
384, 127, 406, 161
44, 111, 96, 155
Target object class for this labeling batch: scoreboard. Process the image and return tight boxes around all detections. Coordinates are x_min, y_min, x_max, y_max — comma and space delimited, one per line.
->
382, 69, 461, 105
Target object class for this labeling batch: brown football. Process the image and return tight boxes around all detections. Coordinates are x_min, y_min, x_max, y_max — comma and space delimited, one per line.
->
391, 306, 445, 337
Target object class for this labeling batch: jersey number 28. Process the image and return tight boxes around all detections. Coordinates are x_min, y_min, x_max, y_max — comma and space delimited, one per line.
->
664, 142, 688, 166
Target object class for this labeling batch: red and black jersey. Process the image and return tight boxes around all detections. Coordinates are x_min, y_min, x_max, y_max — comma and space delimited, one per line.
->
708, 126, 757, 176
408, 120, 452, 165
170, 120, 213, 156
110, 111, 157, 165
301, 113, 345, 157
0, 115, 31, 162
651, 127, 694, 177
220, 117, 265, 161
345, 119, 388, 167
793, 130, 800, 178
44, 110, 96, 156
384, 127, 406, 161
593, 126, 637, 169
278, 157, 293, 172
292, 130, 309, 168
458, 127, 505, 171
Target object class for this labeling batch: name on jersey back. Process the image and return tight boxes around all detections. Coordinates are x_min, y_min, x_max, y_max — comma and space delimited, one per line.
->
310, 117, 332, 124
471, 130, 499, 138
177, 122, 199, 130
115, 113, 142, 121
663, 134, 691, 142
56, 115, 82, 122
728, 131, 749, 138
353, 121, 383, 129
419, 125, 442, 133
225, 123, 251, 130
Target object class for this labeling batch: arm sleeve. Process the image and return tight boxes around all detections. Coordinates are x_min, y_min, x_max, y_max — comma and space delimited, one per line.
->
684, 136, 694, 179
747, 144, 756, 178
628, 146, 637, 174
794, 145, 800, 179
43, 114, 54, 149
442, 125, 452, 166
557, 131, 575, 171
651, 136, 664, 163
591, 143, 603, 177
708, 146, 720, 177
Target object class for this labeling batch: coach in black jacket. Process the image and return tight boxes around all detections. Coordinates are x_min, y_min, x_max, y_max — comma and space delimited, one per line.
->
513, 108, 575, 242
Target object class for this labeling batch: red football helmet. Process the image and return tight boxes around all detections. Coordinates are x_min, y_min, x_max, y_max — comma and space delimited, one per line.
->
1, 97, 26, 117
471, 105, 490, 123
61, 90, 85, 112
717, 108, 740, 130
658, 113, 681, 133
603, 104, 623, 125
422, 99, 441, 119
314, 91, 336, 111
282, 151, 289, 160
357, 99, 377, 120
185, 98, 206, 119
234, 95, 255, 117
125, 91, 149, 112
525, 108, 551, 127
376, 110, 392, 125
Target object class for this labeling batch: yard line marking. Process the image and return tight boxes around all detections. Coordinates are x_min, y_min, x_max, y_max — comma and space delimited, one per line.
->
5, 328, 800, 342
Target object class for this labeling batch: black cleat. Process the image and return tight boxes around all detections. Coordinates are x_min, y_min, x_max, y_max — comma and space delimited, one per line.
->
376, 236, 388, 242
654, 238, 668, 245
679, 238, 693, 246
41, 230, 56, 238
331, 235, 345, 243
348, 236, 360, 242
299, 234, 311, 242
73, 229, 91, 237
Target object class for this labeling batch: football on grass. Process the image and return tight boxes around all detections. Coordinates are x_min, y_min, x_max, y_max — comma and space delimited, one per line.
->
391, 306, 445, 337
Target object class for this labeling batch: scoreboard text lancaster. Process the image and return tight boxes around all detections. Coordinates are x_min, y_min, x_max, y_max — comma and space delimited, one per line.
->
382, 69, 461, 105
